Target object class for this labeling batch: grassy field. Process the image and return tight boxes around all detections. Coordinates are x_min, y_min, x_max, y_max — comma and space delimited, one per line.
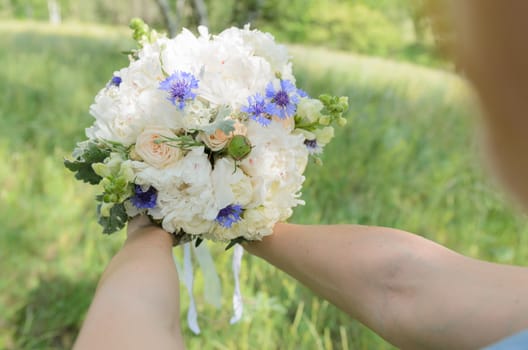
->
1, 21, 527, 350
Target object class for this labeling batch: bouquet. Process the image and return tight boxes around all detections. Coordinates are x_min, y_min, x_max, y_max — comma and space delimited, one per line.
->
65, 19, 348, 248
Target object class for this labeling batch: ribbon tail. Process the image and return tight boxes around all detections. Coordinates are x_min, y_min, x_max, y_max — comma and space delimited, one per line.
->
193, 242, 222, 308
183, 243, 201, 334
230, 244, 244, 324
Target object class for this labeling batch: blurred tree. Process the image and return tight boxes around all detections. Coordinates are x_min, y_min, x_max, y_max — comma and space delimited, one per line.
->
155, 0, 178, 36
47, 0, 60, 24
229, 0, 263, 26
0, 0, 446, 66
192, 0, 208, 27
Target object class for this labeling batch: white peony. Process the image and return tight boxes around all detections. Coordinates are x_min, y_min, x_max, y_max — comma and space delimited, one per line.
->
212, 158, 253, 209
240, 121, 308, 223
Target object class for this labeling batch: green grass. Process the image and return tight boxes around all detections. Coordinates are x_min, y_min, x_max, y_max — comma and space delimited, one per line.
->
1, 21, 527, 350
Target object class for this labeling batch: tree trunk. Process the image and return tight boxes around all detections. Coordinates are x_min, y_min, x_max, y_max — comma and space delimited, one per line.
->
246, 0, 264, 24
192, 0, 208, 27
176, 0, 185, 25
47, 0, 61, 24
155, 0, 178, 37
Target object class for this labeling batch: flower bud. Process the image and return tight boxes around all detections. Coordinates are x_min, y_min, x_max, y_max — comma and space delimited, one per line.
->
338, 117, 347, 127
319, 116, 331, 126
227, 135, 252, 161
92, 162, 110, 178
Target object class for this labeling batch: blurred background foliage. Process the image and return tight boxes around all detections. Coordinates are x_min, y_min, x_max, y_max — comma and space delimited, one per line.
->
1, 1, 526, 350
1, 0, 451, 67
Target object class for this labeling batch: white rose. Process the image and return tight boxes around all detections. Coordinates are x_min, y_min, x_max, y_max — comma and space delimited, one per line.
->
200, 128, 231, 151
200, 120, 248, 151
135, 127, 183, 168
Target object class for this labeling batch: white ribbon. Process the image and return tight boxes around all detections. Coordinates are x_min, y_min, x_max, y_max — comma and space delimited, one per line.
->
182, 243, 200, 334
175, 242, 244, 332
193, 242, 222, 308
230, 244, 244, 324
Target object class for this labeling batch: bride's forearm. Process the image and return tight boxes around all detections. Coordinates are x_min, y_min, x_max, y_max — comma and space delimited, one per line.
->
74, 225, 185, 350
245, 223, 528, 349
245, 223, 439, 347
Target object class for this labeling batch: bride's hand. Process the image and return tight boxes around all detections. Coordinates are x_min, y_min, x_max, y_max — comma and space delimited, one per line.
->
126, 214, 180, 246
127, 214, 157, 237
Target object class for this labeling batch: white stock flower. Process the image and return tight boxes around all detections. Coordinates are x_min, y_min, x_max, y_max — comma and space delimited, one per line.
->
297, 98, 324, 124
182, 99, 214, 130
314, 126, 335, 146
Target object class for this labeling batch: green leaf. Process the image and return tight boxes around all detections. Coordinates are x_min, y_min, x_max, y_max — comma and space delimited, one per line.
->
201, 120, 236, 135
64, 142, 111, 185
201, 107, 235, 135
225, 236, 247, 250
97, 202, 128, 234
216, 105, 232, 121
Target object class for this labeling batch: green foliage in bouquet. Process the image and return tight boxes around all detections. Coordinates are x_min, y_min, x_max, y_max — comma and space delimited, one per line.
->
65, 141, 134, 234
63, 141, 111, 185
97, 202, 128, 234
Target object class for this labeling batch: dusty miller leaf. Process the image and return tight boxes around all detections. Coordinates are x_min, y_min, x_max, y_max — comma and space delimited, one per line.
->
64, 142, 111, 185
97, 202, 128, 234
201, 106, 235, 135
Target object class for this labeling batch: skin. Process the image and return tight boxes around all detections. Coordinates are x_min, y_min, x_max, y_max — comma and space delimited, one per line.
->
73, 215, 185, 350
246, 224, 528, 349
75, 1, 528, 349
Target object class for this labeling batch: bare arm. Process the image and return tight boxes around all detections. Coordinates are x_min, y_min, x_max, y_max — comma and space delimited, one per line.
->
74, 215, 185, 350
245, 224, 528, 349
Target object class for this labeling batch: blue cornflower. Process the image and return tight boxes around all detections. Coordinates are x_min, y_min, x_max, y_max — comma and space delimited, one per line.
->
297, 88, 309, 98
241, 93, 271, 126
304, 139, 322, 154
131, 185, 158, 209
215, 204, 243, 228
159, 71, 199, 110
265, 80, 299, 119
109, 75, 122, 87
